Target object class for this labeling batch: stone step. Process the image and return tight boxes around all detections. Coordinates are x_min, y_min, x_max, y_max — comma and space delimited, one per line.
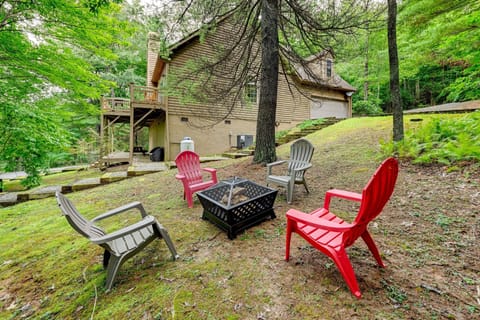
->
0, 192, 18, 207
127, 162, 169, 177
100, 171, 128, 184
19, 185, 62, 201
71, 178, 101, 191
222, 152, 251, 159
0, 155, 228, 206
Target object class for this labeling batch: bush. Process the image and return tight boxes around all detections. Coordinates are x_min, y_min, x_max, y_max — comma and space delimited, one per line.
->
353, 100, 383, 116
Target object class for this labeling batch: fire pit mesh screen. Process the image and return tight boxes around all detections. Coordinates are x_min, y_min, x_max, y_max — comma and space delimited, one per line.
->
197, 177, 277, 239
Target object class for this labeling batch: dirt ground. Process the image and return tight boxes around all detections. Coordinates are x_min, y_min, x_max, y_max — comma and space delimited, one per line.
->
204, 136, 480, 319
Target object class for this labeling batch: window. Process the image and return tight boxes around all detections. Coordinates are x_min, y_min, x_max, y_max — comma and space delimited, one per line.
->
326, 60, 332, 78
245, 81, 257, 104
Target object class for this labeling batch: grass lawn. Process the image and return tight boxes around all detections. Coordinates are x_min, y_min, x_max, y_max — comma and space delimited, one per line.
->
0, 115, 479, 319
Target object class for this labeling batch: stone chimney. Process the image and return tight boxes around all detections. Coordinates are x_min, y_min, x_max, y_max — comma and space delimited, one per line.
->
147, 32, 160, 86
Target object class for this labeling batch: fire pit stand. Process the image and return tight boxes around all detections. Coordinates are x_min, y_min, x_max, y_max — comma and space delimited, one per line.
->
197, 177, 278, 239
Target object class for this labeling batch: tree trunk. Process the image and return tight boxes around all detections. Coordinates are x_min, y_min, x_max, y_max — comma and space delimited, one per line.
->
387, 0, 404, 142
253, 0, 279, 164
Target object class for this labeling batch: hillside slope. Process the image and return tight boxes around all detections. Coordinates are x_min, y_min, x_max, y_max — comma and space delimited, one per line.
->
1, 115, 478, 319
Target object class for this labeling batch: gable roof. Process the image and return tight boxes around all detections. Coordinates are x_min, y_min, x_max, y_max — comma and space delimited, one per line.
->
292, 58, 356, 92
286, 49, 355, 92
165, 11, 235, 57
154, 13, 355, 93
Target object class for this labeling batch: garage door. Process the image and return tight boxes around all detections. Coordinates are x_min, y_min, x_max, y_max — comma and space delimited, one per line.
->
310, 98, 348, 119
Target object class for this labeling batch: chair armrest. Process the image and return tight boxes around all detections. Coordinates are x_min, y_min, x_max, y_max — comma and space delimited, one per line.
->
266, 160, 286, 168
202, 168, 218, 183
175, 174, 186, 181
266, 160, 286, 175
92, 201, 148, 221
90, 216, 156, 244
323, 189, 362, 210
287, 209, 353, 231
292, 163, 312, 172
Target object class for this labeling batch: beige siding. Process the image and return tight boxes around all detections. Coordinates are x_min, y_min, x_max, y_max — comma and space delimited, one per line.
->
167, 20, 260, 122
149, 118, 166, 149
168, 115, 257, 159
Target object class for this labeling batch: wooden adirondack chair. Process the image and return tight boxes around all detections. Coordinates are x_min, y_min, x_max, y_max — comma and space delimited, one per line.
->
266, 138, 314, 204
175, 150, 218, 208
285, 157, 399, 298
55, 192, 179, 291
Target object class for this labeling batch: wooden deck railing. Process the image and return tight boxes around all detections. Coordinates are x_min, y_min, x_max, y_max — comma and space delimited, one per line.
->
101, 97, 130, 112
101, 85, 165, 113
129, 84, 164, 105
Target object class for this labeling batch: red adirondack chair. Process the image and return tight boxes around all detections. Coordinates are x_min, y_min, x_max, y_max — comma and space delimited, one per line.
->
175, 151, 218, 208
285, 157, 399, 298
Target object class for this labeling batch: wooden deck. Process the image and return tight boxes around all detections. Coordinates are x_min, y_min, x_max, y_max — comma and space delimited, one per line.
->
404, 100, 480, 114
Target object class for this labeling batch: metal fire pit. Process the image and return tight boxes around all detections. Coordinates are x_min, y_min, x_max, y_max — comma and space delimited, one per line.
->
197, 177, 278, 239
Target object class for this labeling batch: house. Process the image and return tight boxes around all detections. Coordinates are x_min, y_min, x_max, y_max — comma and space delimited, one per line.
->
100, 15, 355, 164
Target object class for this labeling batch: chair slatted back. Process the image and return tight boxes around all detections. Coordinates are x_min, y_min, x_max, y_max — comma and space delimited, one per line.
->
56, 192, 105, 239
288, 139, 314, 180
175, 151, 203, 185
346, 157, 399, 247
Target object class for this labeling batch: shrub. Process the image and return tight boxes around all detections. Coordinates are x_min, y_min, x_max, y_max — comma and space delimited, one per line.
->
353, 100, 383, 116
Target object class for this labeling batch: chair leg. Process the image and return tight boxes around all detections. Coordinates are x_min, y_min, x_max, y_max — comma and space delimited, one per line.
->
361, 231, 385, 267
285, 219, 294, 261
331, 250, 362, 299
287, 181, 294, 204
105, 255, 124, 291
186, 191, 194, 208
303, 179, 310, 193
156, 222, 180, 260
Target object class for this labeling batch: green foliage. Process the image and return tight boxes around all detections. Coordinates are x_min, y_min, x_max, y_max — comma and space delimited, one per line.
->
444, 65, 480, 102
382, 280, 408, 304
337, 0, 480, 111
381, 112, 480, 165
398, 0, 480, 101
0, 100, 71, 188
296, 118, 326, 130
352, 100, 383, 116
0, 0, 138, 186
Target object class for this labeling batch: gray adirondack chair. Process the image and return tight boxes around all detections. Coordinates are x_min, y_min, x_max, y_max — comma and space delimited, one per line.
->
266, 138, 315, 204
55, 192, 179, 291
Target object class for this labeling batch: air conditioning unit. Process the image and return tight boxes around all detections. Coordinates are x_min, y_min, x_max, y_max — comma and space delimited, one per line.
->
237, 135, 254, 149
